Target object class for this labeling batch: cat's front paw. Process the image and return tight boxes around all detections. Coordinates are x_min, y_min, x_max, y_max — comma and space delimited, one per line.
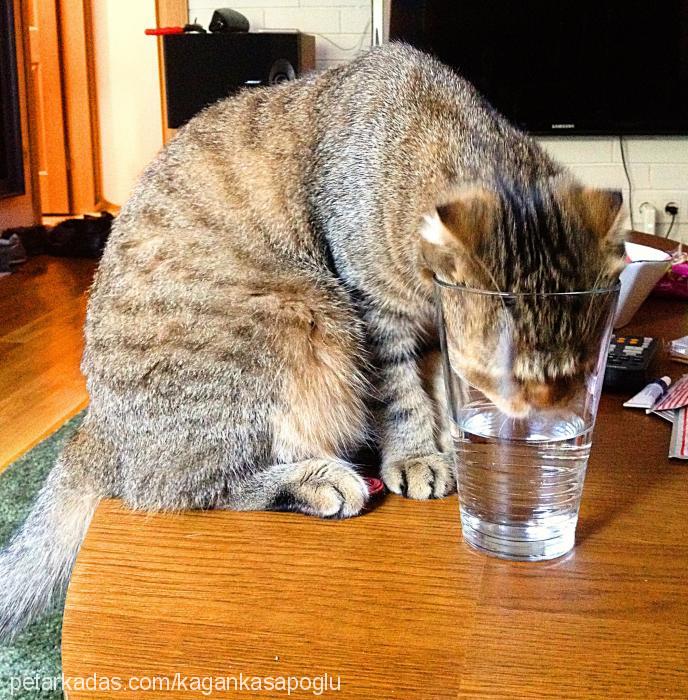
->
382, 452, 456, 500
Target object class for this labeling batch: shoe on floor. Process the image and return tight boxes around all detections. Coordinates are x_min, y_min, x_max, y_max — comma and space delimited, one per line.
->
0, 245, 12, 277
2, 225, 48, 256
0, 233, 28, 265
47, 212, 113, 259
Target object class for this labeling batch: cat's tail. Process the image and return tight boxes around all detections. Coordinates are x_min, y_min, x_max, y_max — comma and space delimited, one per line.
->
0, 424, 110, 641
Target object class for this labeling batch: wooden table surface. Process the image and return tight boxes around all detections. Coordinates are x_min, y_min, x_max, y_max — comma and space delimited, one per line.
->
62, 233, 688, 699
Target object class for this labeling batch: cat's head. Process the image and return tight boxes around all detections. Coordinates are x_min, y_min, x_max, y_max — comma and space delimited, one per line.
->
420, 176, 626, 417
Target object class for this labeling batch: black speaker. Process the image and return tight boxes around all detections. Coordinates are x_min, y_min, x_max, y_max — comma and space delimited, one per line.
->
163, 33, 315, 128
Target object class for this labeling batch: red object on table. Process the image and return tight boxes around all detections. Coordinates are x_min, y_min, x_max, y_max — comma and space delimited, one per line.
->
364, 477, 385, 497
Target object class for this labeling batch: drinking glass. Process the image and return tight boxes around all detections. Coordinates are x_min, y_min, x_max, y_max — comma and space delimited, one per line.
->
435, 281, 619, 561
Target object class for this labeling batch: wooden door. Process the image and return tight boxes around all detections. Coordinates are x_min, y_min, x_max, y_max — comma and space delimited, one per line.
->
59, 0, 101, 213
27, 0, 70, 213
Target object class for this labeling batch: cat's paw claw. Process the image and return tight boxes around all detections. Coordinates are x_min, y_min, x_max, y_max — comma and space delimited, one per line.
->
287, 460, 368, 518
382, 452, 455, 500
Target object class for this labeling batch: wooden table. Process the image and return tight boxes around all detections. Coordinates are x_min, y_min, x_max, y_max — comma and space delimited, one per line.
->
62, 234, 688, 699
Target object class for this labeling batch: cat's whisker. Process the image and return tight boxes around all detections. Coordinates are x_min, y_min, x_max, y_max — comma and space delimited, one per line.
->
468, 251, 513, 325
581, 265, 611, 334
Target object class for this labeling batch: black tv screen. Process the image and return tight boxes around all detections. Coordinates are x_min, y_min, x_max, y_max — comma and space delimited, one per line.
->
390, 0, 688, 135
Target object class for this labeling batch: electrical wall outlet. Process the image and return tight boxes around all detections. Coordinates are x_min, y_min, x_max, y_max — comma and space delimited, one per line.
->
638, 202, 657, 234
635, 193, 687, 224
665, 201, 680, 216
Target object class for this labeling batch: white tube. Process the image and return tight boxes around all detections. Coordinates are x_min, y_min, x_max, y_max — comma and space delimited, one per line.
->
623, 376, 671, 409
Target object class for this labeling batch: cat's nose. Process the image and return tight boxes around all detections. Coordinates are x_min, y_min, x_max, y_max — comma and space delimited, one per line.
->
524, 380, 574, 408
526, 383, 555, 407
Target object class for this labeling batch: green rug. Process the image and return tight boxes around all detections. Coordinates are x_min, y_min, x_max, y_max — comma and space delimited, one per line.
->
0, 413, 84, 700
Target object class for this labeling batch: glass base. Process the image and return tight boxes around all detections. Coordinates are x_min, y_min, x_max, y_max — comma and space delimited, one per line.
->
460, 510, 576, 561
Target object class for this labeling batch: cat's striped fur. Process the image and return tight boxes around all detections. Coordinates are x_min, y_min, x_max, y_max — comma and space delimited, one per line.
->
0, 43, 625, 639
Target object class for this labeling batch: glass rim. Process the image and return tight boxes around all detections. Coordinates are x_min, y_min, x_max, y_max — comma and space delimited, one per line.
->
433, 276, 621, 298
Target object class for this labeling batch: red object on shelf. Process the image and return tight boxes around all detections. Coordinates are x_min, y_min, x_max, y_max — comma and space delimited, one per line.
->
145, 27, 184, 35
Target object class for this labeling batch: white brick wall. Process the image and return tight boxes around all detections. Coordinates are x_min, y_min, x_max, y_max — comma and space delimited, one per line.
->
539, 137, 688, 240
188, 1, 371, 71
188, 1, 688, 240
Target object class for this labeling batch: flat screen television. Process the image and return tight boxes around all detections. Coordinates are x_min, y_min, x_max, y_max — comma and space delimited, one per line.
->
389, 0, 688, 135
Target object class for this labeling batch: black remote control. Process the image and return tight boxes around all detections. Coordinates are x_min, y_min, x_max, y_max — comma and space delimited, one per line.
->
603, 335, 659, 393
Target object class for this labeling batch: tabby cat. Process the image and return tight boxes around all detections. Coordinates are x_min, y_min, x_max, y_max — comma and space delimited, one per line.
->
0, 43, 625, 639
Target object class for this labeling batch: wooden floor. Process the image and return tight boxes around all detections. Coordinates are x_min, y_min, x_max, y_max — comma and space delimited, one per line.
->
0, 256, 96, 472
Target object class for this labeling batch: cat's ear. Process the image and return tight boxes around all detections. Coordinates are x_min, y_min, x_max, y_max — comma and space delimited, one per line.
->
419, 188, 497, 283
551, 174, 624, 241
578, 188, 627, 279
419, 188, 496, 253
577, 188, 624, 241
557, 182, 627, 279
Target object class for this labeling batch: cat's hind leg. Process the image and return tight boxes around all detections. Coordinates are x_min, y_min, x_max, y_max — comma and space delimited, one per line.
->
112, 275, 372, 518
239, 283, 372, 518
120, 452, 369, 519
227, 458, 369, 519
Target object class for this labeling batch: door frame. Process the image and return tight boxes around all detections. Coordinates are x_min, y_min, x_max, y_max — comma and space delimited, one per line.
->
13, 0, 188, 221
17, 0, 101, 217
155, 0, 188, 143
58, 0, 102, 213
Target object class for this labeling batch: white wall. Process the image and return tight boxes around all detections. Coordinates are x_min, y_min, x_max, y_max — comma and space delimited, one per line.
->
539, 137, 688, 240
188, 1, 372, 72
188, 0, 688, 240
92, 0, 163, 206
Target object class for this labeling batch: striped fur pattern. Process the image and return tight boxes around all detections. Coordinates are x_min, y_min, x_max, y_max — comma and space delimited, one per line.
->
0, 43, 625, 639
